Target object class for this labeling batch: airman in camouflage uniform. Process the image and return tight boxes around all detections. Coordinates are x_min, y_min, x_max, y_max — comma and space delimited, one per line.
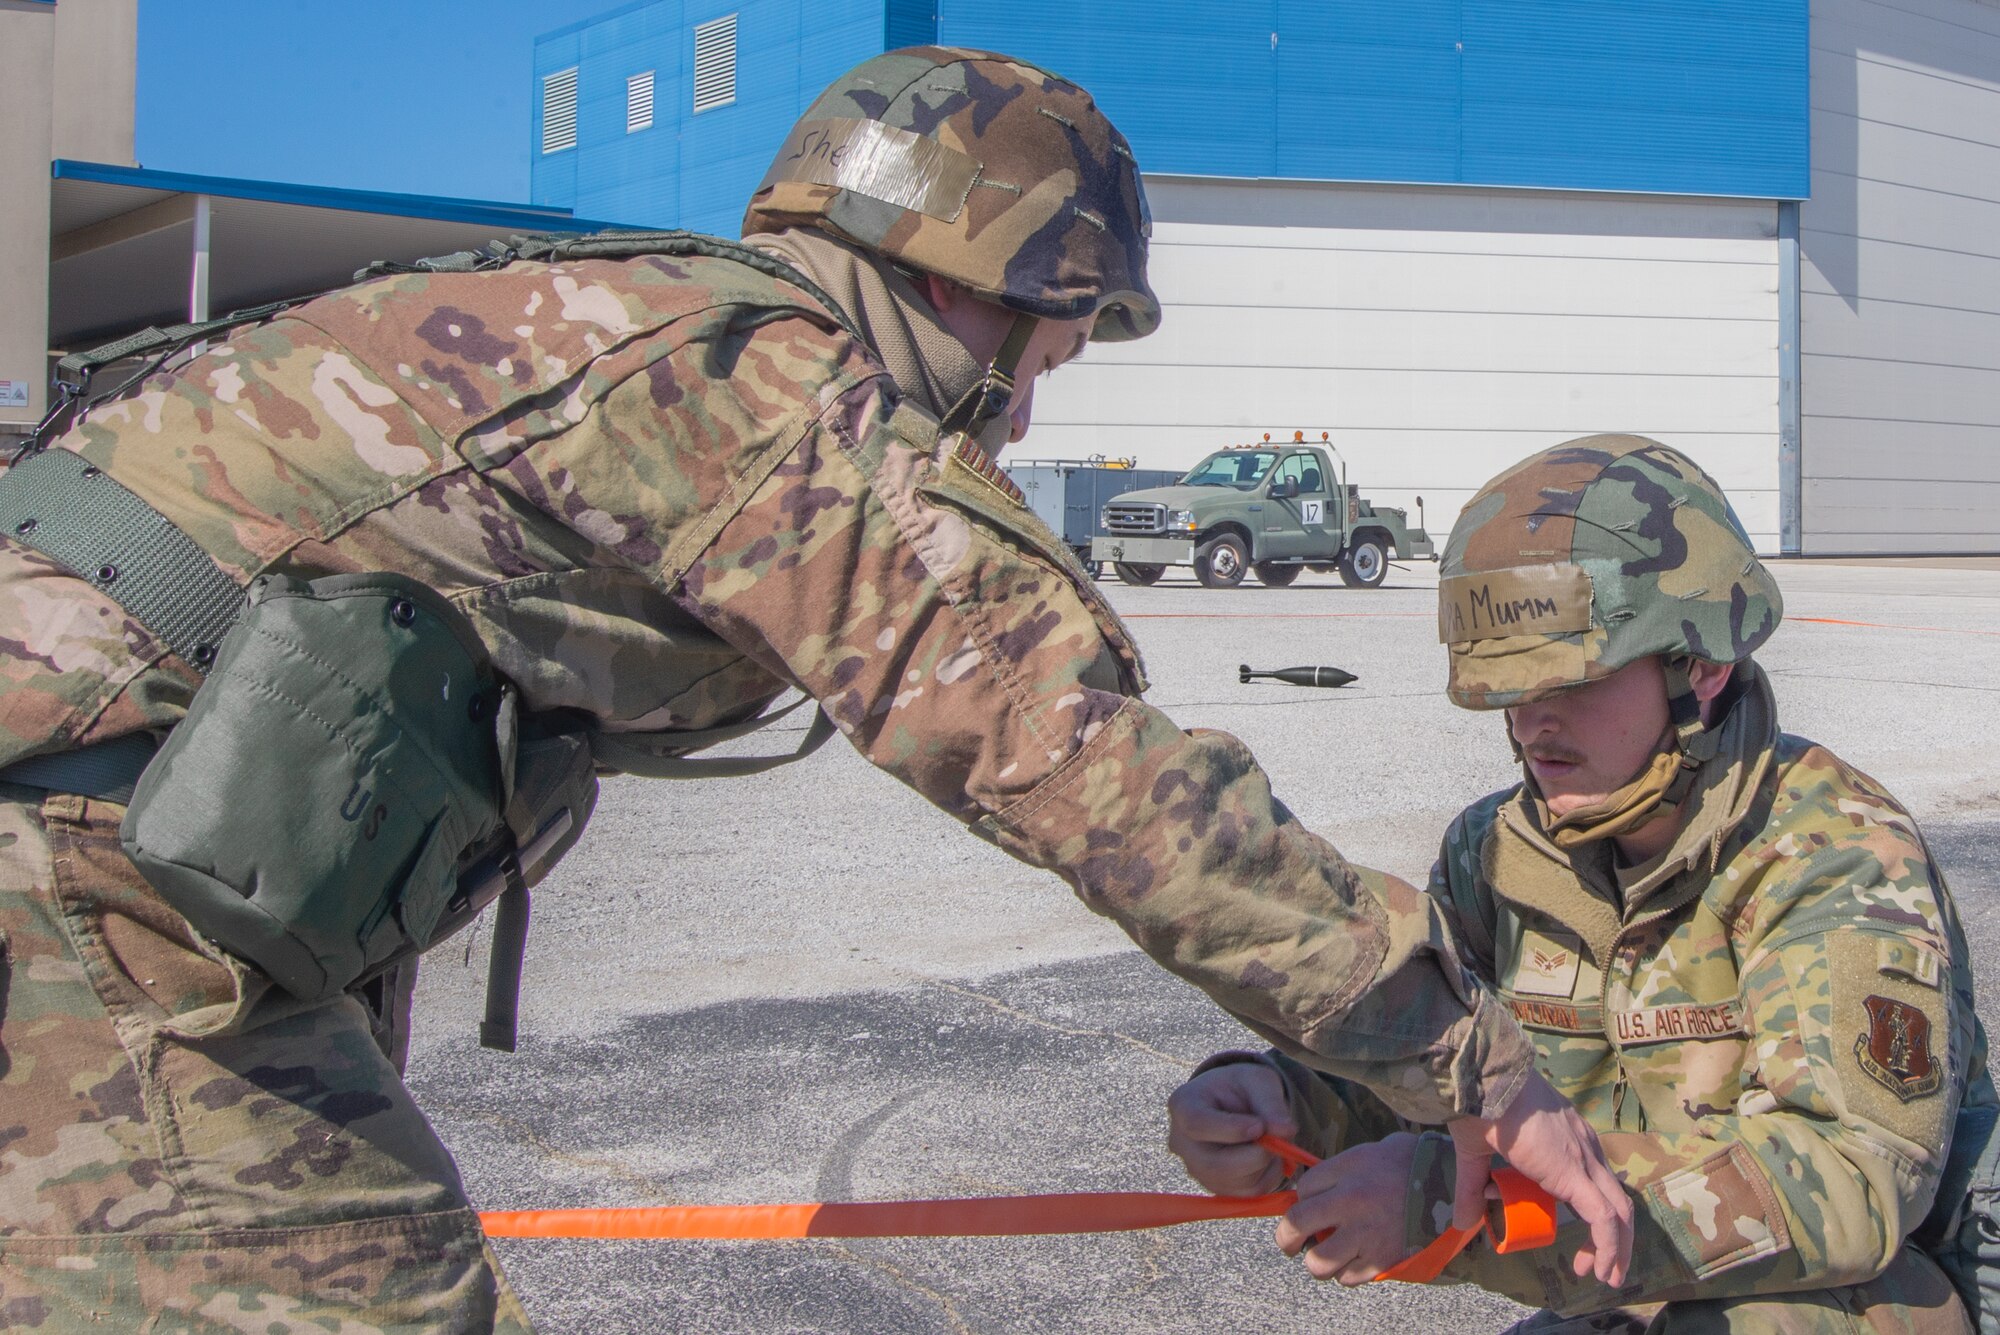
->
1171, 436, 1987, 1332
0, 49, 1631, 1332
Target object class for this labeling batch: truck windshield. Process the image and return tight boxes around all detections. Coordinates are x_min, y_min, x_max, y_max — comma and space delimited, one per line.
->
1179, 451, 1277, 490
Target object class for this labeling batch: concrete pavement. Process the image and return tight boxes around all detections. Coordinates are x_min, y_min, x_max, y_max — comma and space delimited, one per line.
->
407, 557, 2000, 1334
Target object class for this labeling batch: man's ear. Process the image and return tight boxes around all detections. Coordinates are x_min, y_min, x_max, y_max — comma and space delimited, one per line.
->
1688, 658, 1735, 705
919, 272, 960, 314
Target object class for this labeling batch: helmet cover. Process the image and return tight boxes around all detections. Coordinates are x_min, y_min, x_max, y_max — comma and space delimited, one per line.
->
743, 46, 1159, 342
1438, 435, 1782, 710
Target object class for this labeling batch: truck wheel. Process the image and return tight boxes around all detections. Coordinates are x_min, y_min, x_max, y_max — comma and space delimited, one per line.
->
1339, 534, 1388, 588
1253, 561, 1300, 588
1194, 535, 1249, 588
1113, 562, 1165, 587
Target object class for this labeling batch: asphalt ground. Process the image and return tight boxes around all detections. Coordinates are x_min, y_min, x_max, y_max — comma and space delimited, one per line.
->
406, 558, 2000, 1335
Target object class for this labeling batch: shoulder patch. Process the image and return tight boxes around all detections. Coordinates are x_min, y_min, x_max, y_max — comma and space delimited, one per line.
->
1856, 994, 1943, 1102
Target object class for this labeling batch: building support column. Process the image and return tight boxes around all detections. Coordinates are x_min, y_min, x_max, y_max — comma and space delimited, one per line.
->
1777, 200, 1802, 556
0, 0, 56, 435
189, 193, 212, 323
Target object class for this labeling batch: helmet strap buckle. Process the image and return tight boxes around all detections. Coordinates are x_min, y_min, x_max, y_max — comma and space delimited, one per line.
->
940, 312, 1037, 439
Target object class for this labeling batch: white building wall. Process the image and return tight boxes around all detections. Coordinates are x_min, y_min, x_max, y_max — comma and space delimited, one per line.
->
1031, 178, 1784, 551
0, 0, 55, 432
1802, 0, 2000, 553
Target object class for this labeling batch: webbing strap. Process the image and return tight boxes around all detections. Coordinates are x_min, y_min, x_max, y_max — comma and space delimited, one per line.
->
355, 230, 869, 348
481, 1188, 1295, 1241
589, 698, 839, 780
478, 1134, 1559, 1285
938, 311, 1037, 439
0, 731, 159, 804
52, 298, 300, 393
0, 450, 242, 673
531, 231, 868, 345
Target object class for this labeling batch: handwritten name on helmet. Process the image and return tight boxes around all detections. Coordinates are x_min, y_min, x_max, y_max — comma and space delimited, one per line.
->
1438, 565, 1593, 644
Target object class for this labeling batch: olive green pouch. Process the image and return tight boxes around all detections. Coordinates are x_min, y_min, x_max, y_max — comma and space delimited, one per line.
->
120, 572, 508, 1003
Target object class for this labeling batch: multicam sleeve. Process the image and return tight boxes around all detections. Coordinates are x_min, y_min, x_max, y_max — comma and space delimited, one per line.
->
673, 363, 1536, 1124
1401, 823, 1972, 1313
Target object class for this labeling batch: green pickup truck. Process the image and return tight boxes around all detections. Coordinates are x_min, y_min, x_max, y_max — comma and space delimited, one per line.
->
1088, 435, 1434, 589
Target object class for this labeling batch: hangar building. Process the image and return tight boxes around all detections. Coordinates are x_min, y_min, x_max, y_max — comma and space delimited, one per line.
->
530, 0, 2000, 556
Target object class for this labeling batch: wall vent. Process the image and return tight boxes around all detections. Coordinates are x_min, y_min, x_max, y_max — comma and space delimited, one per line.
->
692, 15, 737, 113
627, 70, 655, 132
542, 68, 578, 153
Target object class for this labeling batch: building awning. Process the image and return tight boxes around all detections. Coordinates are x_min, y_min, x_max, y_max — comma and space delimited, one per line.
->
50, 160, 636, 349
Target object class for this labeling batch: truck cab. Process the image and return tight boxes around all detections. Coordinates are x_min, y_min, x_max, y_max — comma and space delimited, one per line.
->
1088, 432, 1434, 589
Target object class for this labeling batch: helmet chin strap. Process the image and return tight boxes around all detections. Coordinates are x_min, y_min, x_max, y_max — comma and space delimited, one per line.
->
1657, 655, 1722, 813
1521, 656, 1732, 850
939, 312, 1038, 441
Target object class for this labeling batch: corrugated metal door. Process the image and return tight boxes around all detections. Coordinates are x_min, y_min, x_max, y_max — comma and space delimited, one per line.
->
1029, 178, 1783, 549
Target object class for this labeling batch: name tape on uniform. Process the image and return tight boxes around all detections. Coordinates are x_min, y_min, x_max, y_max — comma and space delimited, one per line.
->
1614, 1000, 1745, 1047
1509, 997, 1596, 1034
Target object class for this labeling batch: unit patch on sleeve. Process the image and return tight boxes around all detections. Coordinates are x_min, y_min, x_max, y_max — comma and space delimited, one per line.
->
1855, 994, 1942, 1102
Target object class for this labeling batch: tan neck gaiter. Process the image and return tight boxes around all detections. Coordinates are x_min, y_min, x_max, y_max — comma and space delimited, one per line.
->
1529, 726, 1686, 850
743, 228, 989, 429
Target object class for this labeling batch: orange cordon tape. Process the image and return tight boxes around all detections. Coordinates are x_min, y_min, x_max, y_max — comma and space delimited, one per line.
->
478, 1135, 1559, 1285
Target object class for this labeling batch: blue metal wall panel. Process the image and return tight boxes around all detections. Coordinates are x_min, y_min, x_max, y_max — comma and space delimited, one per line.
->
534, 0, 884, 234
536, 0, 1808, 219
936, 0, 1807, 197
1274, 1, 1461, 182
884, 0, 937, 50
1459, 0, 1809, 196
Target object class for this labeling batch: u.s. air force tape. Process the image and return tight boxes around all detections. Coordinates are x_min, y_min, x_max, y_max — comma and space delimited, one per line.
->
1438, 564, 1594, 643
759, 118, 981, 221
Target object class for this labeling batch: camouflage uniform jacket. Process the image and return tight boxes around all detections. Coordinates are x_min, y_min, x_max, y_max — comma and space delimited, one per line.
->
0, 248, 1530, 1123
1281, 666, 1986, 1315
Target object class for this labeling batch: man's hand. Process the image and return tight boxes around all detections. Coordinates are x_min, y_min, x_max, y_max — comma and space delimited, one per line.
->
1165, 1062, 1298, 1196
1448, 1069, 1633, 1287
1274, 1133, 1420, 1284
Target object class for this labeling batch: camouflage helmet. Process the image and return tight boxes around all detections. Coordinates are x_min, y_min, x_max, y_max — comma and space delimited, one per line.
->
1438, 435, 1783, 710
742, 46, 1160, 343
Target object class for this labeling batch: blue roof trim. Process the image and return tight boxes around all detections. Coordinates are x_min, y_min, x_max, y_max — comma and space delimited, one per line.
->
1143, 170, 1806, 204
51, 160, 642, 233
